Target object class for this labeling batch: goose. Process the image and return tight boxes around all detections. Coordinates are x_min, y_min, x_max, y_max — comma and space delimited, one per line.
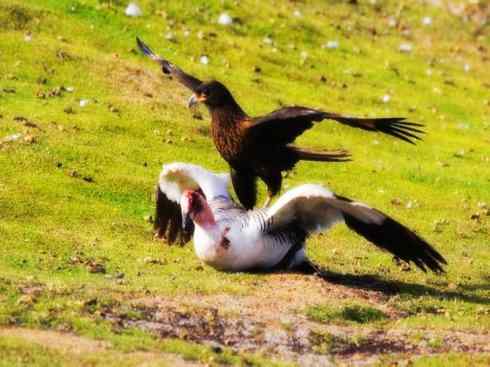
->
154, 162, 446, 273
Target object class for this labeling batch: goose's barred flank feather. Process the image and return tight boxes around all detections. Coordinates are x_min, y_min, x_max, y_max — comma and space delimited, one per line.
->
137, 39, 425, 209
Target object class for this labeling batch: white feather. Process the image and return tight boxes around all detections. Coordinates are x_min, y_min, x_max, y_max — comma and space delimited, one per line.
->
159, 162, 230, 203
266, 184, 344, 233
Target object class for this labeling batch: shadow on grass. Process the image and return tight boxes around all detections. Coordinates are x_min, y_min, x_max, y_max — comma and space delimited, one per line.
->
295, 264, 490, 306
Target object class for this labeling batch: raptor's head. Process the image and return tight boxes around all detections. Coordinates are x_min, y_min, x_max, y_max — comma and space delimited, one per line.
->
187, 81, 236, 109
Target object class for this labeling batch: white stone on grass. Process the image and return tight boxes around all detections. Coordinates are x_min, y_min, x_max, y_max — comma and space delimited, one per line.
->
399, 43, 413, 53
263, 36, 273, 45
125, 2, 142, 17
422, 16, 432, 26
323, 40, 339, 49
218, 13, 233, 26
199, 55, 209, 65
1, 133, 23, 143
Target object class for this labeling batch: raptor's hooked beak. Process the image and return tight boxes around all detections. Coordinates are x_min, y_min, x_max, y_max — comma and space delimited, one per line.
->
187, 93, 206, 108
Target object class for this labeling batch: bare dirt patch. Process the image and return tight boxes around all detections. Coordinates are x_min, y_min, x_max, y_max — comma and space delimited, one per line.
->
100, 273, 490, 365
0, 327, 202, 367
99, 57, 190, 108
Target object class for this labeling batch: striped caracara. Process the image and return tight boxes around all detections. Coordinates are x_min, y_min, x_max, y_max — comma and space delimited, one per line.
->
137, 38, 424, 209
155, 162, 446, 274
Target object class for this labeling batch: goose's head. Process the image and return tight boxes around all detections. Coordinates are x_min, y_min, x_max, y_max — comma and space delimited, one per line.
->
180, 190, 215, 231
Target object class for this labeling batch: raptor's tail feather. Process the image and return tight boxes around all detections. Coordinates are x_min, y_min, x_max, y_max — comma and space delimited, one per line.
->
289, 146, 351, 162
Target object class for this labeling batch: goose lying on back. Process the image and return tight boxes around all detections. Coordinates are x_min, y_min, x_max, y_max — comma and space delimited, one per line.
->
154, 162, 446, 273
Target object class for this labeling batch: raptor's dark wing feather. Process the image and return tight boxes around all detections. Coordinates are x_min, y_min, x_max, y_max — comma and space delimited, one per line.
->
137, 37, 202, 92
247, 106, 424, 145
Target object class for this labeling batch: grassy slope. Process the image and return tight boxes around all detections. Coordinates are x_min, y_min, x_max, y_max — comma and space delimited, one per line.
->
0, 0, 489, 365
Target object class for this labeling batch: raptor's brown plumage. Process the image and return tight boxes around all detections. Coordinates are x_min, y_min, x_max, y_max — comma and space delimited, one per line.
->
137, 38, 424, 209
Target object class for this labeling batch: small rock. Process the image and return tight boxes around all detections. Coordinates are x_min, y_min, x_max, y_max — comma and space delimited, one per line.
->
125, 2, 142, 17
263, 36, 273, 45
399, 43, 413, 53
165, 32, 175, 41
382, 94, 391, 103
454, 149, 465, 158
65, 86, 74, 92
470, 212, 481, 221
323, 40, 339, 49
17, 295, 35, 305
143, 257, 165, 265
79, 99, 89, 107
477, 202, 488, 209
217, 13, 233, 26
422, 16, 432, 26
433, 219, 449, 233
108, 105, 120, 113
1, 133, 23, 143
199, 55, 209, 65
391, 198, 402, 206
406, 200, 418, 209
23, 134, 36, 144
463, 63, 471, 72
69, 170, 80, 178
387, 16, 397, 27
293, 9, 302, 17
88, 262, 106, 274
24, 33, 32, 42
207, 341, 223, 353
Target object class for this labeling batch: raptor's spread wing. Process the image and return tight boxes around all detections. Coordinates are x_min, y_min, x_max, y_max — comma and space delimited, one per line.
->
247, 106, 424, 145
137, 37, 202, 92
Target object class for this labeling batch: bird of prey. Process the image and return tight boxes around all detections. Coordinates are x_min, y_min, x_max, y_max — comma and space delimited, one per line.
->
137, 38, 424, 209
154, 162, 446, 274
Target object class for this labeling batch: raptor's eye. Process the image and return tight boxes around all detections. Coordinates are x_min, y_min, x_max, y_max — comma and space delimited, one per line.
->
201, 87, 210, 97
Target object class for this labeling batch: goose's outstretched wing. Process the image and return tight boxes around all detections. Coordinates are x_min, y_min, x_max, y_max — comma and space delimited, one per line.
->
265, 184, 446, 273
155, 162, 230, 245
247, 106, 424, 145
136, 38, 202, 92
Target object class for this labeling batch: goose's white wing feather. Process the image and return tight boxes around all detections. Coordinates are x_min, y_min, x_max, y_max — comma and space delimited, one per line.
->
266, 184, 346, 233
159, 162, 230, 203
266, 184, 446, 273
155, 162, 230, 246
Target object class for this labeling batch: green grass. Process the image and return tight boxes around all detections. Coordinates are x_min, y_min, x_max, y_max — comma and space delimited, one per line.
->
0, 0, 489, 365
306, 303, 388, 324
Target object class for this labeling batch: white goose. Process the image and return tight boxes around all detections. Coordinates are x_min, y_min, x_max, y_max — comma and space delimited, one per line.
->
154, 162, 446, 273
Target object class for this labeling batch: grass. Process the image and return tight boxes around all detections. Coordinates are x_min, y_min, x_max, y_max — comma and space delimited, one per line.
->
306, 304, 388, 324
0, 0, 489, 365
